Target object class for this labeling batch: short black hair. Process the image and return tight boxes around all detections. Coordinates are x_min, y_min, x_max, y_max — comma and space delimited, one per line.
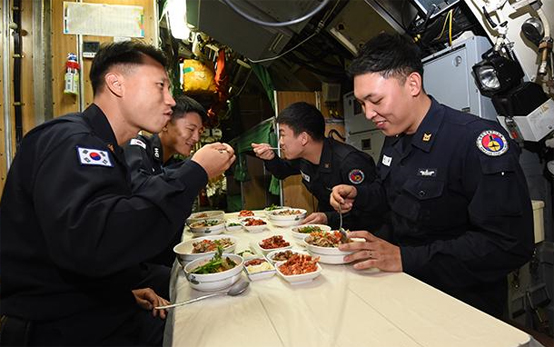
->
348, 32, 423, 81
171, 95, 208, 124
277, 102, 325, 141
90, 40, 168, 95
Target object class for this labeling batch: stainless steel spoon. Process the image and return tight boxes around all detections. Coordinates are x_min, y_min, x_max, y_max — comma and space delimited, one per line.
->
338, 203, 348, 243
155, 280, 250, 310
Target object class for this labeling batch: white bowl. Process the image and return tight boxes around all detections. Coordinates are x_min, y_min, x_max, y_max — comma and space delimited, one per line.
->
225, 219, 243, 232
241, 217, 269, 233
303, 232, 353, 255
184, 253, 244, 292
237, 249, 257, 259
188, 219, 226, 235
307, 251, 352, 265
267, 208, 307, 221
267, 208, 307, 227
258, 235, 293, 255
263, 205, 289, 216
303, 232, 357, 265
173, 235, 238, 266
243, 257, 276, 281
187, 210, 225, 225
290, 224, 332, 240
266, 249, 309, 263
275, 259, 322, 285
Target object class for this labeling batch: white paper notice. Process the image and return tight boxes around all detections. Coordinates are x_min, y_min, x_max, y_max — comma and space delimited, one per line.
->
63, 2, 144, 38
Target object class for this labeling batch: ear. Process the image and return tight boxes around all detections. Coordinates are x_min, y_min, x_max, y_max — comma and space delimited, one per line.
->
300, 132, 309, 146
405, 72, 423, 97
104, 72, 124, 97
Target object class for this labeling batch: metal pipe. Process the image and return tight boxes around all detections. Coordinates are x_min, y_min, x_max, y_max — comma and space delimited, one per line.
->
77, 33, 85, 112
273, 90, 284, 207
3, 0, 13, 169
33, 0, 53, 123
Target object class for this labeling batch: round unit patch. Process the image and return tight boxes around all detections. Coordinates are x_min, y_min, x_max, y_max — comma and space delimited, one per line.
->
348, 169, 365, 184
476, 130, 508, 156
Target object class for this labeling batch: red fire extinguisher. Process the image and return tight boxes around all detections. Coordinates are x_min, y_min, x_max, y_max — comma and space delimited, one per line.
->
64, 53, 80, 95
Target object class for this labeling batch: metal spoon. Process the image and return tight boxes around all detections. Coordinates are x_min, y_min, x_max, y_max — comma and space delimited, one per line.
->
338, 203, 348, 243
155, 280, 250, 310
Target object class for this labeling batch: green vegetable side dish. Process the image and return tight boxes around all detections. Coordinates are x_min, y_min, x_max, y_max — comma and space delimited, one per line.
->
228, 222, 241, 227
205, 219, 221, 226
297, 226, 322, 234
264, 204, 282, 211
192, 246, 237, 274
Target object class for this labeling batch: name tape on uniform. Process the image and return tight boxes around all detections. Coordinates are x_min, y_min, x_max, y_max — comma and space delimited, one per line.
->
300, 170, 311, 182
77, 147, 113, 167
129, 138, 146, 149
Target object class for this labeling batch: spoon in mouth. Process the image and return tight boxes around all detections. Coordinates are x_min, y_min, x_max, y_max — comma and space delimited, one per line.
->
155, 280, 250, 310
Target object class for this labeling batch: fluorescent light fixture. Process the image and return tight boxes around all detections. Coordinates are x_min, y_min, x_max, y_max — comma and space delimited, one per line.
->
329, 27, 358, 55
167, 0, 191, 40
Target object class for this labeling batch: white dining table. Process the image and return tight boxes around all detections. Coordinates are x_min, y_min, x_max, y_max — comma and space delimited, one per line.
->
163, 211, 541, 347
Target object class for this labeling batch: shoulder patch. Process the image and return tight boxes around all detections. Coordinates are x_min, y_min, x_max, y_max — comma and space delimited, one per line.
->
130, 138, 146, 149
77, 147, 113, 167
348, 169, 365, 184
476, 130, 508, 156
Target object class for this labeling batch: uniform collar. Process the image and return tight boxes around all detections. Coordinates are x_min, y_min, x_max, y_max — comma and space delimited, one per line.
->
318, 138, 334, 172
82, 104, 121, 155
409, 96, 444, 153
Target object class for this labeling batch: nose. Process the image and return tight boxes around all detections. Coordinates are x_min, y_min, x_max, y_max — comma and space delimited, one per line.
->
192, 129, 201, 142
166, 89, 176, 107
365, 108, 378, 121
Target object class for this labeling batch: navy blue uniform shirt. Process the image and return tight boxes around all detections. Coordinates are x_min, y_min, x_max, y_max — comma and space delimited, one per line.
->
0, 104, 207, 344
355, 97, 534, 316
265, 137, 385, 231
124, 133, 184, 191
124, 133, 189, 267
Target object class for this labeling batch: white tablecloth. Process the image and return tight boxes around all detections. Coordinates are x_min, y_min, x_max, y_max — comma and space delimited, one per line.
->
164, 211, 537, 347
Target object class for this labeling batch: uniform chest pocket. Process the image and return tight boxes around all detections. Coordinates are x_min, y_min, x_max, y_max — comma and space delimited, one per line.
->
403, 178, 444, 200
392, 178, 444, 221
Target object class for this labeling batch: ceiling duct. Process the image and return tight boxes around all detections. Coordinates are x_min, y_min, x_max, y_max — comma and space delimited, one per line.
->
186, 0, 318, 61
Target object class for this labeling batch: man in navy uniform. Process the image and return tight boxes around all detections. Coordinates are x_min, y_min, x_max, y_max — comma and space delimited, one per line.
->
0, 41, 235, 345
124, 95, 207, 297
125, 94, 207, 189
253, 102, 384, 232
330, 33, 534, 317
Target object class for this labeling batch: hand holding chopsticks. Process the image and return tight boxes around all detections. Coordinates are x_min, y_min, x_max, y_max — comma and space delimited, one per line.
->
251, 142, 280, 160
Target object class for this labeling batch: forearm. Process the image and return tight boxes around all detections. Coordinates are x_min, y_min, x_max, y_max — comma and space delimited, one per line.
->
264, 156, 299, 179
37, 160, 207, 277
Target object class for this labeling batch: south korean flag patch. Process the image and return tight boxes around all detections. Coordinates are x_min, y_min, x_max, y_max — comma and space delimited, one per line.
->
77, 147, 113, 167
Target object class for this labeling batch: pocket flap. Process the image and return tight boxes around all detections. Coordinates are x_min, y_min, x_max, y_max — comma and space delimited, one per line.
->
403, 178, 444, 200
479, 156, 516, 175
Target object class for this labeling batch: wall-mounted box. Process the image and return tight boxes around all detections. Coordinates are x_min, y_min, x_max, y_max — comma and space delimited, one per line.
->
422, 35, 497, 121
